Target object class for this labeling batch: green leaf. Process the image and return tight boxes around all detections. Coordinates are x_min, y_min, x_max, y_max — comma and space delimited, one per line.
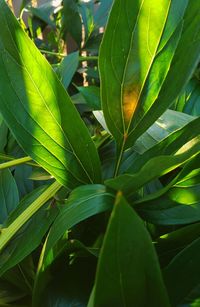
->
100, 0, 200, 165
92, 193, 170, 307
0, 169, 19, 224
56, 51, 79, 88
44, 184, 114, 261
133, 109, 195, 154
107, 117, 200, 196
135, 156, 200, 225
175, 78, 200, 116
163, 237, 200, 306
106, 139, 200, 198
78, 86, 101, 111
128, 117, 200, 174
100, 0, 185, 150
94, 0, 113, 28
0, 186, 58, 276
0, 1, 101, 188
127, 0, 200, 146
28, 0, 62, 27
0, 114, 8, 152
62, 0, 82, 46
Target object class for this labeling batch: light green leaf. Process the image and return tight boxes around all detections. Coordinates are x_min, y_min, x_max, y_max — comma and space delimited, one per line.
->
0, 1, 101, 188
92, 194, 170, 307
0, 169, 19, 224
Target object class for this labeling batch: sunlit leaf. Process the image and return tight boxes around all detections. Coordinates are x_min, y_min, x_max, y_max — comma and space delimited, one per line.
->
0, 1, 101, 189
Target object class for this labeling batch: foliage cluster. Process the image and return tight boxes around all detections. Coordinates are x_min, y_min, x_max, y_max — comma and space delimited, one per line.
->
0, 0, 200, 306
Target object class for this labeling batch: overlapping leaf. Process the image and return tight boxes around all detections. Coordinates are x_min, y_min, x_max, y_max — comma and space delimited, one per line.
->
44, 184, 114, 260
107, 117, 200, 196
0, 1, 101, 188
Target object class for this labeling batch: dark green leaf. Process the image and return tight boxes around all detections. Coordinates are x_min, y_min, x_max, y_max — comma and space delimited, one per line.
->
0, 169, 19, 224
44, 184, 114, 261
92, 194, 170, 307
28, 0, 62, 27
78, 86, 101, 111
0, 114, 8, 152
62, 0, 82, 46
56, 51, 79, 88
163, 237, 200, 306
0, 1, 101, 188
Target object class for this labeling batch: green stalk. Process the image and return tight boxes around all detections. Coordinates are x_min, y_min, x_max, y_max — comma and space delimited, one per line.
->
0, 181, 61, 252
0, 156, 34, 170
39, 49, 98, 61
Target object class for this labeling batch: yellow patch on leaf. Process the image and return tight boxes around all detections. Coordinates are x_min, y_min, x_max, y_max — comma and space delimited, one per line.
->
123, 86, 139, 125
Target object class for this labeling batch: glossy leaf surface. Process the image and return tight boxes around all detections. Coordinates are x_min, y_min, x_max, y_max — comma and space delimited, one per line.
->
0, 1, 101, 188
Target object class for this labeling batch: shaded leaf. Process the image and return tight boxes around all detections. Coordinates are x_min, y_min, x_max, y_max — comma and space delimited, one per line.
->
62, 0, 82, 46
44, 184, 114, 261
92, 194, 170, 307
78, 86, 101, 110
163, 237, 200, 306
0, 169, 19, 224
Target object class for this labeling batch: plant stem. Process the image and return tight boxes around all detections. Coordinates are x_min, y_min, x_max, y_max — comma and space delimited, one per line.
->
39, 49, 98, 61
114, 138, 126, 177
40, 49, 65, 57
0, 181, 61, 252
0, 156, 34, 170
79, 55, 98, 61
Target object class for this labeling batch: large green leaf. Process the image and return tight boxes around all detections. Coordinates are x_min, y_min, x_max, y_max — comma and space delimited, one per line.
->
0, 186, 58, 276
92, 194, 170, 307
0, 169, 19, 224
0, 1, 101, 188
44, 185, 114, 261
100, 0, 200, 155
